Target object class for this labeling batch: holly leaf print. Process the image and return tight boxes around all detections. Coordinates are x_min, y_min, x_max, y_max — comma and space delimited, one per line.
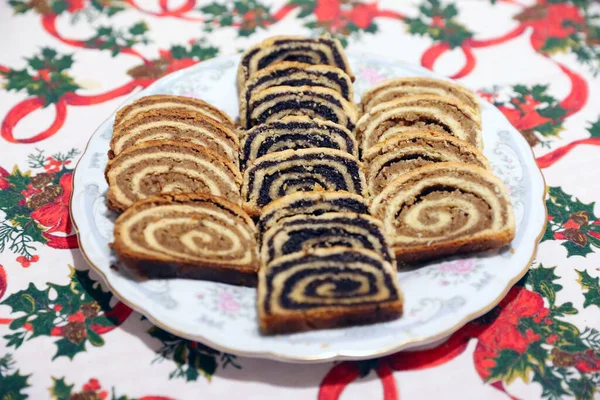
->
486, 349, 533, 385
544, 186, 600, 257
525, 264, 562, 307
1, 267, 121, 359
50, 377, 74, 399
576, 270, 600, 309
2, 48, 79, 106
0, 354, 30, 400
149, 326, 238, 381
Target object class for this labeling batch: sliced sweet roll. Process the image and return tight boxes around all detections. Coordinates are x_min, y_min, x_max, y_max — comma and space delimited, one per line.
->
258, 247, 403, 334
113, 94, 234, 129
261, 212, 395, 265
112, 193, 259, 286
110, 108, 240, 164
258, 191, 369, 234
360, 77, 481, 122
356, 95, 482, 152
370, 162, 515, 263
106, 140, 242, 212
239, 62, 354, 127
240, 116, 357, 170
242, 148, 367, 216
244, 86, 358, 130
237, 35, 353, 91
363, 131, 490, 197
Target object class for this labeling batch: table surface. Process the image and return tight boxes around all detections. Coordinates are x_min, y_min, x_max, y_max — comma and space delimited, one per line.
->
1, 1, 599, 399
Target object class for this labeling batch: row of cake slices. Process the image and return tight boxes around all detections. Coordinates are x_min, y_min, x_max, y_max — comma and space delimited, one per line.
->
236, 35, 404, 334
105, 94, 244, 212
107, 94, 261, 287
356, 79, 516, 263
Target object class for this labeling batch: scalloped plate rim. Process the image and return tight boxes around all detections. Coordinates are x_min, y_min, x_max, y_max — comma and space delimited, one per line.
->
70, 53, 547, 363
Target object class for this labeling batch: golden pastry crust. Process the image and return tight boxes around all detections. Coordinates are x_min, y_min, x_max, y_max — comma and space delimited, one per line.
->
106, 140, 242, 212
370, 162, 515, 263
362, 130, 489, 197
360, 77, 481, 122
244, 85, 358, 130
112, 193, 259, 286
257, 247, 403, 335
114, 94, 234, 129
237, 35, 354, 92
356, 94, 482, 151
239, 62, 354, 128
110, 108, 239, 165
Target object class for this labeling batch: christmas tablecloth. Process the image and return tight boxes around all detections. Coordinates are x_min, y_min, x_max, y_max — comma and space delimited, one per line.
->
1, 0, 599, 399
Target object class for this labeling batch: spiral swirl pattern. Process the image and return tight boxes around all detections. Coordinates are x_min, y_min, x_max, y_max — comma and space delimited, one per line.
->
239, 116, 356, 170
359, 77, 481, 122
261, 212, 395, 265
239, 62, 354, 128
356, 95, 482, 152
258, 191, 369, 235
113, 193, 259, 285
113, 94, 234, 128
363, 131, 489, 196
237, 35, 353, 91
242, 148, 367, 216
246, 86, 358, 130
258, 247, 403, 334
370, 162, 515, 262
110, 108, 239, 163
106, 140, 242, 211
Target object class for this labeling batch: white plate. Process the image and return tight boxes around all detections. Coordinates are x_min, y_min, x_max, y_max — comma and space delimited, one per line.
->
71, 53, 546, 362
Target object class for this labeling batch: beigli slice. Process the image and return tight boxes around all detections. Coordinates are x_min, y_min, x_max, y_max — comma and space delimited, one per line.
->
258, 247, 403, 335
114, 94, 234, 129
245, 85, 358, 130
240, 116, 357, 170
110, 108, 240, 164
356, 95, 482, 152
237, 35, 354, 91
370, 162, 515, 263
106, 140, 242, 212
112, 193, 259, 286
261, 212, 395, 266
242, 148, 367, 216
239, 62, 354, 128
258, 190, 369, 235
363, 131, 490, 197
360, 77, 481, 123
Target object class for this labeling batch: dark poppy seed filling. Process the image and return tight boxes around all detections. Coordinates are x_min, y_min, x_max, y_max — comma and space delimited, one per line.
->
245, 85, 357, 130
242, 149, 366, 215
261, 213, 395, 265
244, 67, 351, 106
240, 37, 352, 84
251, 100, 340, 128
258, 191, 369, 234
240, 118, 356, 170
260, 248, 401, 314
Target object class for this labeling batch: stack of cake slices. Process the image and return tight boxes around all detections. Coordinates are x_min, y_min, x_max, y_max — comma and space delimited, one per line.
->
108, 94, 259, 286
358, 78, 515, 263
237, 35, 404, 334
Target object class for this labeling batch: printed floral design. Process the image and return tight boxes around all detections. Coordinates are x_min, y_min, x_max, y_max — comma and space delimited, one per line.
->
1, 267, 132, 359
49, 376, 175, 400
149, 327, 241, 381
0, 148, 79, 261
0, 0, 599, 398
543, 186, 600, 257
0, 353, 30, 400
319, 264, 600, 400
412, 258, 482, 286
482, 84, 567, 146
